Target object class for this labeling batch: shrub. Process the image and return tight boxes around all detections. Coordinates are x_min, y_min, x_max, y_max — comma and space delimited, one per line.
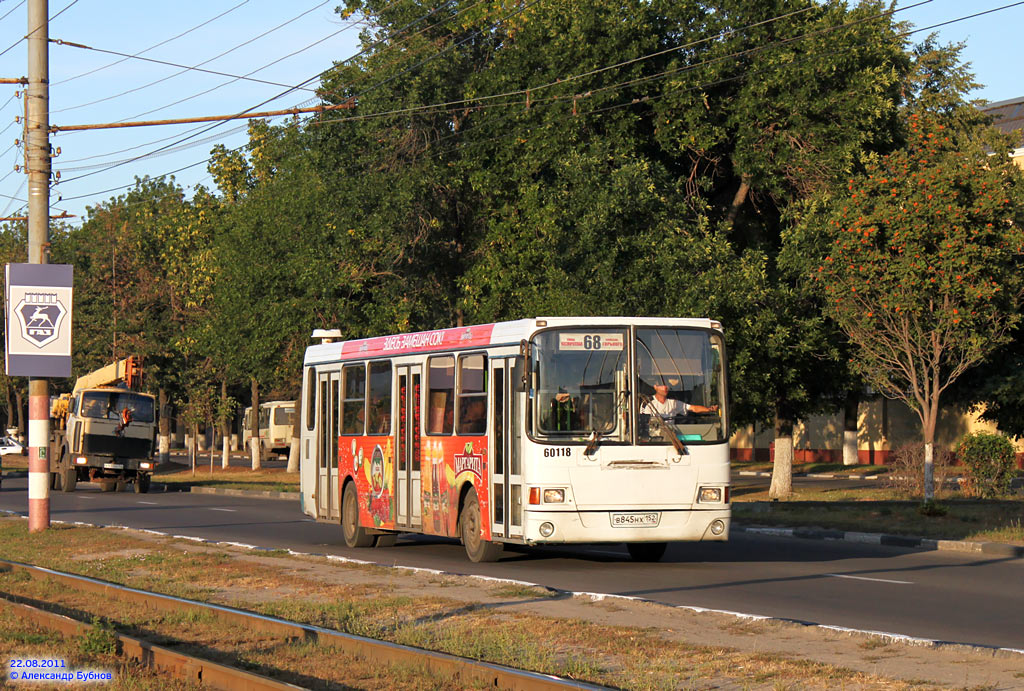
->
957, 432, 1016, 499
917, 500, 947, 517
886, 443, 954, 499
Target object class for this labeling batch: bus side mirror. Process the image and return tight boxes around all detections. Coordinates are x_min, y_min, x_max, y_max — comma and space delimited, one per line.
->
513, 356, 527, 392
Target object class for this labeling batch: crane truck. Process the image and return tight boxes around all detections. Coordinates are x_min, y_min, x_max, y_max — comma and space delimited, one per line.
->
49, 356, 158, 493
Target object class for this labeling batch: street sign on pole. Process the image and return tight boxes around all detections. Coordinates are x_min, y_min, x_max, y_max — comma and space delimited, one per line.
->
5, 263, 73, 378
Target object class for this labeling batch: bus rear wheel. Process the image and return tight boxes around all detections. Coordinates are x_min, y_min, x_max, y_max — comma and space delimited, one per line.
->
342, 482, 374, 548
460, 488, 503, 563
627, 542, 667, 562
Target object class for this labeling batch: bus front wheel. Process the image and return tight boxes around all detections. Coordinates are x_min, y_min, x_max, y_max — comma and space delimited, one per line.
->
342, 482, 374, 548
460, 488, 503, 563
627, 542, 667, 562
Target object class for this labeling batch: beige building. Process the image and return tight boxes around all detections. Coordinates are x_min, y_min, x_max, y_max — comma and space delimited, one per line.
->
981, 96, 1024, 168
730, 399, 1024, 466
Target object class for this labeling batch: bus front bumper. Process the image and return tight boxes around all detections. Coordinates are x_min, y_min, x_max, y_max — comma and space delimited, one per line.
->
521, 508, 730, 544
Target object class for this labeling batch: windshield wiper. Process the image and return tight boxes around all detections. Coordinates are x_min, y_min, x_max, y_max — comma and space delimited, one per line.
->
638, 393, 687, 455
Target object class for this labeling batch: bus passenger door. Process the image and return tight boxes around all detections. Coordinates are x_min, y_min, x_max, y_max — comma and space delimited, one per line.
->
490, 359, 523, 540
316, 371, 340, 521
395, 365, 422, 529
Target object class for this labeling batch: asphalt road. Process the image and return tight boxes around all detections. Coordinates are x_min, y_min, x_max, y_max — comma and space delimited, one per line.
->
1, 476, 1021, 651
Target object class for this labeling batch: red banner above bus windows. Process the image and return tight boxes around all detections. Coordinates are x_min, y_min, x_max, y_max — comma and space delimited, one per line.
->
341, 324, 496, 358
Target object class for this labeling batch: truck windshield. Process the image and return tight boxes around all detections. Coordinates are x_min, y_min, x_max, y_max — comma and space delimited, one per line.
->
532, 329, 629, 441
80, 391, 155, 423
636, 328, 725, 444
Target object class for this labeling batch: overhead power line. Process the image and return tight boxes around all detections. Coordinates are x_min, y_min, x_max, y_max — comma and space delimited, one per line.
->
57, 0, 1019, 205
52, 0, 450, 169
0, 1, 26, 26
53, 0, 453, 186
0, 0, 79, 59
119, 12, 367, 123
52, 0, 253, 87
50, 38, 321, 94
51, 101, 355, 132
50, 0, 332, 115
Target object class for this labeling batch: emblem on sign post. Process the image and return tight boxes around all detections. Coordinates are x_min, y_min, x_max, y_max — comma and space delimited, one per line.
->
14, 292, 68, 348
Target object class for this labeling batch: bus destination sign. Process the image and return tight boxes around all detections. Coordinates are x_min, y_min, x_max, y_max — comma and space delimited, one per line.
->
558, 332, 624, 351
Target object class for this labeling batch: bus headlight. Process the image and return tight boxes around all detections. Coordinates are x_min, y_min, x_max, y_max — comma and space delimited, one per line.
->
539, 522, 555, 538
698, 487, 722, 503
543, 488, 565, 504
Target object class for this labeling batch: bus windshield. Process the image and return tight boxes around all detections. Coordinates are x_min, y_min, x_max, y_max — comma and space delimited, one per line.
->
636, 328, 725, 444
80, 391, 155, 423
533, 329, 629, 441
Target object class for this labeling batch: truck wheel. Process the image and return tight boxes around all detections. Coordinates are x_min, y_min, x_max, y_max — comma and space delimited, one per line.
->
99, 480, 116, 492
135, 474, 151, 494
50, 472, 59, 490
342, 482, 374, 548
61, 466, 77, 493
459, 488, 503, 563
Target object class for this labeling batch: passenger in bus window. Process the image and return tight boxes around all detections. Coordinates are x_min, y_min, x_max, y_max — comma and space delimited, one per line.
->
642, 384, 718, 421
368, 398, 389, 434
460, 399, 486, 435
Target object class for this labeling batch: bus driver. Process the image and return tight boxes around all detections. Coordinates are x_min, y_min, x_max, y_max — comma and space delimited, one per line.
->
641, 384, 718, 421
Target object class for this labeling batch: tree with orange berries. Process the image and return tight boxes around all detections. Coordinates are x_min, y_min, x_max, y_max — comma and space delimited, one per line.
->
796, 114, 1024, 500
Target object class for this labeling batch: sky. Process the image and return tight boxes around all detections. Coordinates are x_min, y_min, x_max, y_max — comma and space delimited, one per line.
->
0, 0, 1019, 225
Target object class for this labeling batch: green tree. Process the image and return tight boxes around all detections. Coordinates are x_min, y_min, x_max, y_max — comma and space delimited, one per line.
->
798, 114, 1024, 500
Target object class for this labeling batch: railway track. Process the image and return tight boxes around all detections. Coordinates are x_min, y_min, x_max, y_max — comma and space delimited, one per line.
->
0, 558, 605, 690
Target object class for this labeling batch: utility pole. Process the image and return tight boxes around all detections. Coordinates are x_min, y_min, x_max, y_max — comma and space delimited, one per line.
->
26, 0, 50, 532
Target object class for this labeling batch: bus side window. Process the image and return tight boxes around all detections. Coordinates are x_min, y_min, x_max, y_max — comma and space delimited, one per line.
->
342, 363, 366, 435
367, 361, 392, 434
427, 355, 454, 434
305, 368, 316, 431
457, 353, 487, 435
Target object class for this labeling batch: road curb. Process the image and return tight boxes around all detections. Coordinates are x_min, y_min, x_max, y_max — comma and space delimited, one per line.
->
736, 470, 885, 480
735, 524, 1024, 558
189, 486, 299, 501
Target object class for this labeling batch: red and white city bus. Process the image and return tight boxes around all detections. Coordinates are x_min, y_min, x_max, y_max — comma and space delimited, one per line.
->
299, 317, 730, 562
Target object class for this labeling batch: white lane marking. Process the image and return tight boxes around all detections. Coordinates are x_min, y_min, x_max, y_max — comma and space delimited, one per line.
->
76, 495, 94, 500
827, 573, 913, 585
137, 501, 158, 505
208, 508, 236, 512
